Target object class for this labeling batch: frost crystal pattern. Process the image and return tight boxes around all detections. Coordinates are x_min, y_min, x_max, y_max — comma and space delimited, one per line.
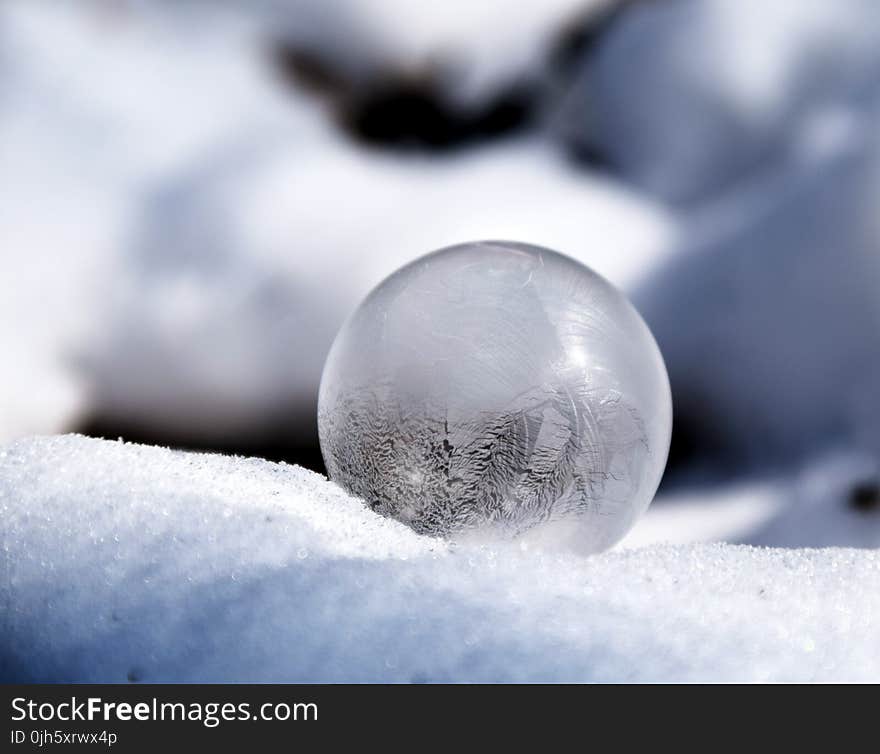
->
318, 242, 671, 550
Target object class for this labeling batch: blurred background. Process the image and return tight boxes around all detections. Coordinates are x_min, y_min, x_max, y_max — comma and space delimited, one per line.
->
3, 0, 880, 549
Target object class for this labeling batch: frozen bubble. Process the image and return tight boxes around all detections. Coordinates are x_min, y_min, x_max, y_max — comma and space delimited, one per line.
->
318, 242, 671, 551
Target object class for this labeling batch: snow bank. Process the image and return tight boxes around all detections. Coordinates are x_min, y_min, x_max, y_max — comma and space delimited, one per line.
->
3, 435, 879, 683
0, 0, 330, 443
634, 107, 880, 465
624, 449, 880, 550
244, 0, 604, 107
559, 0, 880, 204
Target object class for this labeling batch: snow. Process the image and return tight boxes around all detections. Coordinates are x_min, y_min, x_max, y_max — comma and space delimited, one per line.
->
0, 0, 331, 443
624, 449, 880, 551
242, 0, 606, 106
3, 435, 880, 683
560, 0, 880, 204
634, 106, 880, 465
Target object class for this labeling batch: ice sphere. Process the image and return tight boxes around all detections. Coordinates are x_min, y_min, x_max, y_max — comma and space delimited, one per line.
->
318, 241, 671, 551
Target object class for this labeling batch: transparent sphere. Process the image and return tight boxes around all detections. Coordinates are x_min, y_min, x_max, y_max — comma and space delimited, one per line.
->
318, 241, 671, 551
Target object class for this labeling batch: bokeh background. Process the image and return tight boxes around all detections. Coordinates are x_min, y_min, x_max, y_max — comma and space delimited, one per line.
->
4, 0, 880, 549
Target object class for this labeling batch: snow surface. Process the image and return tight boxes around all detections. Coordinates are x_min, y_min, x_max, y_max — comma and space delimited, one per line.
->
2, 435, 879, 683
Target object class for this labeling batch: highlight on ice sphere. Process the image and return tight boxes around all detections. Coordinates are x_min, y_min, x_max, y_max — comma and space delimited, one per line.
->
318, 241, 672, 552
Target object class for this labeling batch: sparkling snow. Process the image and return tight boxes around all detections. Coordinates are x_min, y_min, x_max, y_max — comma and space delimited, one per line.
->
2, 435, 879, 683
